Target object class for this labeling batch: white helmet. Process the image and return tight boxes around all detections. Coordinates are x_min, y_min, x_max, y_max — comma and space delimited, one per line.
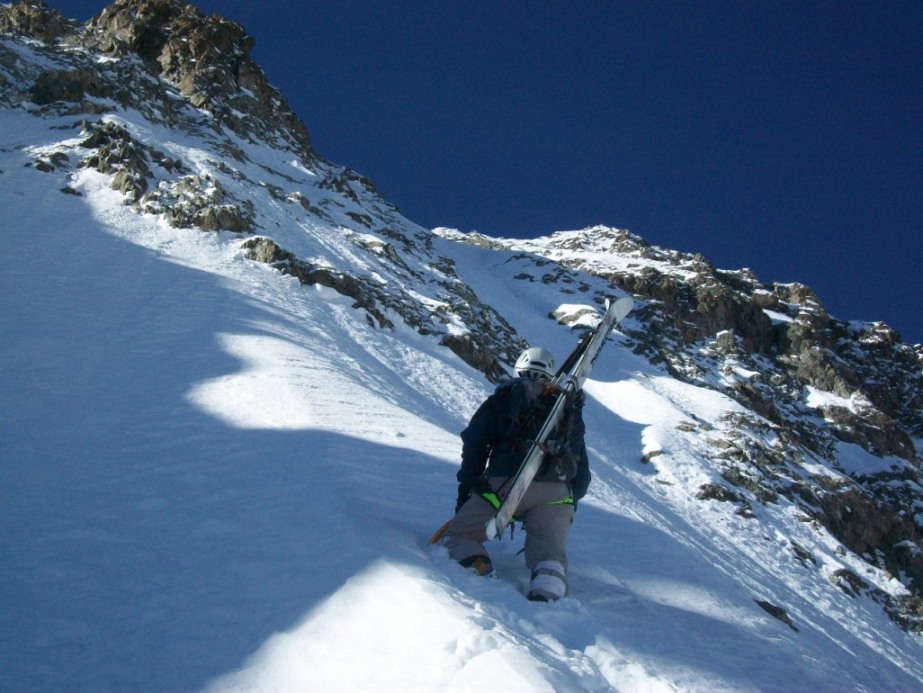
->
515, 347, 555, 380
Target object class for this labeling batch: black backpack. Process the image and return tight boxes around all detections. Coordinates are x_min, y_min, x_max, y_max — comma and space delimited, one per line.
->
489, 379, 581, 482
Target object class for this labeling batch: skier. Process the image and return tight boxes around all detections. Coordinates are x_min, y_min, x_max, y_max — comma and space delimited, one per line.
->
444, 346, 590, 601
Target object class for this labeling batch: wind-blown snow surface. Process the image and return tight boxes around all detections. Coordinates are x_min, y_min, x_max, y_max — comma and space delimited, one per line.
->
2, 119, 921, 691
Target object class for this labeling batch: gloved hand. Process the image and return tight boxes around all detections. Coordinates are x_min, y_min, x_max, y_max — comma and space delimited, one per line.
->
538, 439, 566, 456
455, 483, 470, 514
456, 477, 490, 513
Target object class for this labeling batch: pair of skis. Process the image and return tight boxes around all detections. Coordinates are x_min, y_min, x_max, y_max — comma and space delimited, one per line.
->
429, 296, 634, 545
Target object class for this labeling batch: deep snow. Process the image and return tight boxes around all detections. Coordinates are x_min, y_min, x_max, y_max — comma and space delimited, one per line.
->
2, 101, 922, 692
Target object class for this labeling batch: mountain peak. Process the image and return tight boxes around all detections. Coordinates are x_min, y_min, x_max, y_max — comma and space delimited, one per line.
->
0, 0, 75, 42
93, 0, 311, 152
0, 0, 314, 156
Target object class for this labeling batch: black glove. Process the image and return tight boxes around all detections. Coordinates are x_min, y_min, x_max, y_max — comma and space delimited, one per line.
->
455, 477, 490, 514
455, 483, 471, 514
538, 439, 566, 456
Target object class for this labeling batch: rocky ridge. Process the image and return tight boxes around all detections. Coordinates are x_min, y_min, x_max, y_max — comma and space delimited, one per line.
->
3, 0, 921, 632
0, 0, 523, 380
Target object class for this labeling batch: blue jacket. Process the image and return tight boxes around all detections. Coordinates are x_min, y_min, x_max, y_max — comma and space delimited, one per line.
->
457, 377, 591, 501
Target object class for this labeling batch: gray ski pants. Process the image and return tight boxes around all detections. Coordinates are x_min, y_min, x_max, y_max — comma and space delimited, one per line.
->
444, 478, 575, 577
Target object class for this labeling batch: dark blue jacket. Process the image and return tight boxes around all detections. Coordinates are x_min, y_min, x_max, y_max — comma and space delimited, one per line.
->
457, 377, 591, 501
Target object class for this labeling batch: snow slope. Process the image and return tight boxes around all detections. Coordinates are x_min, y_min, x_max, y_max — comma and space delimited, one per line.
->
2, 74, 922, 693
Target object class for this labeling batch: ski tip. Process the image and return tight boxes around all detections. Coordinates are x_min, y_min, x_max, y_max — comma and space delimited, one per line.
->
614, 296, 634, 322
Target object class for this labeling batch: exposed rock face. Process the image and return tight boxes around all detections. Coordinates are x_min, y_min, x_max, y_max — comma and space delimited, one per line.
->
0, 0, 75, 43
2, 0, 311, 153
536, 226, 921, 454
239, 237, 520, 381
2, 0, 278, 231
87, 0, 312, 153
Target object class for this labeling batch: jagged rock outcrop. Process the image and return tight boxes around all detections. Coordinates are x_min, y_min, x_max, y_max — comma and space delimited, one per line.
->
2, 0, 311, 154
239, 236, 521, 381
87, 0, 312, 153
611, 234, 922, 631
0, 0, 75, 43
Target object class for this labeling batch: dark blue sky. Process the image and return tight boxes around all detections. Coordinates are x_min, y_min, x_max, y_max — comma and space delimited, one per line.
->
55, 1, 922, 344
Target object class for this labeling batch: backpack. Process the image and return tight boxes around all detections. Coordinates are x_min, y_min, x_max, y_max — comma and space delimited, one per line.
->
489, 378, 582, 483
